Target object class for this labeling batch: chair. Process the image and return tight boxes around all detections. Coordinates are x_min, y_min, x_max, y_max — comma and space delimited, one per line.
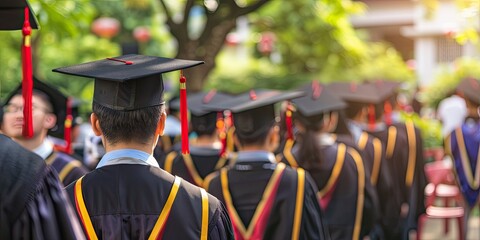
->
416, 160, 465, 240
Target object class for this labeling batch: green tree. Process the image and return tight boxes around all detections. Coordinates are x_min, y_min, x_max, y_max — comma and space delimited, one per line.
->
0, 0, 119, 101
252, 0, 367, 77
157, 0, 270, 91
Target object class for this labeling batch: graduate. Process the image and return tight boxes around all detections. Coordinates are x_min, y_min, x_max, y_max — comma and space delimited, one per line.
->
0, 2, 84, 238
2, 77, 89, 186
164, 90, 230, 187
444, 77, 480, 238
0, 134, 86, 239
203, 89, 330, 240
53, 54, 234, 239
280, 81, 379, 240
327, 82, 396, 239
329, 81, 426, 239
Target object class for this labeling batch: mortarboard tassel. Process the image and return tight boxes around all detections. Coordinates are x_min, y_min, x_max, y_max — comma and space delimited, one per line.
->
64, 97, 74, 154
368, 104, 376, 130
225, 112, 235, 153
217, 112, 227, 157
285, 102, 294, 141
179, 72, 189, 154
384, 101, 392, 126
22, 7, 33, 138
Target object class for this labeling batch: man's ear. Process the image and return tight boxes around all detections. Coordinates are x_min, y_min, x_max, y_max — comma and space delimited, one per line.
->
268, 125, 280, 152
155, 112, 167, 136
90, 113, 102, 136
44, 113, 57, 129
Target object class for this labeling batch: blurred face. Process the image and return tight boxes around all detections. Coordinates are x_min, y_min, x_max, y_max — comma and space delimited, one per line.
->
2, 94, 56, 139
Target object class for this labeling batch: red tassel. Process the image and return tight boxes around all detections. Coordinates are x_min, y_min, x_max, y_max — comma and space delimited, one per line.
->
22, 7, 33, 138
285, 102, 293, 140
179, 73, 189, 154
384, 101, 392, 126
63, 97, 73, 154
217, 112, 227, 157
311, 81, 322, 99
368, 104, 376, 130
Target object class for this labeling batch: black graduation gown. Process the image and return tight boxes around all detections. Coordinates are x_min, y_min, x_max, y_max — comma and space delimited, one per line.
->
65, 163, 234, 240
46, 151, 89, 186
285, 140, 375, 240
0, 134, 85, 240
367, 121, 427, 239
335, 132, 393, 239
205, 154, 330, 240
163, 146, 229, 187
154, 135, 182, 167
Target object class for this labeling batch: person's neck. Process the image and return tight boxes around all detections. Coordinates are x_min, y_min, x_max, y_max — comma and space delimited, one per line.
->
351, 114, 365, 124
239, 145, 269, 152
192, 135, 220, 148
104, 141, 155, 155
15, 134, 45, 151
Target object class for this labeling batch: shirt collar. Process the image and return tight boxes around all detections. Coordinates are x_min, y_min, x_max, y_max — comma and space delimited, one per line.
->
347, 120, 364, 142
317, 133, 336, 146
96, 149, 159, 169
235, 150, 276, 164
33, 139, 54, 160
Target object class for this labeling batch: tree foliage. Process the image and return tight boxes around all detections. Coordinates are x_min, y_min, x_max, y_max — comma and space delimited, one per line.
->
420, 57, 480, 108
0, 0, 104, 99
206, 0, 412, 92
251, 0, 367, 76
157, 0, 270, 91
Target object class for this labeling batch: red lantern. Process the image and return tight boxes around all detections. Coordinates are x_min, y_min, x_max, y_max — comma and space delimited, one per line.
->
91, 17, 120, 39
257, 32, 276, 55
133, 26, 151, 43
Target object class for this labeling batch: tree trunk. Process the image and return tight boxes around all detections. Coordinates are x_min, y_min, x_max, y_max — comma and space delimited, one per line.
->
176, 18, 237, 92
159, 0, 270, 92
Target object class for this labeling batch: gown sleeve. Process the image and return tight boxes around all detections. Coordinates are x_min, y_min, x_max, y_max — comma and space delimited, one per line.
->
207, 199, 235, 240
299, 173, 331, 240
9, 166, 85, 240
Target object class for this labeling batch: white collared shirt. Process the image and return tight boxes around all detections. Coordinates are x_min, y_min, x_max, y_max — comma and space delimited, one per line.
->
33, 139, 54, 160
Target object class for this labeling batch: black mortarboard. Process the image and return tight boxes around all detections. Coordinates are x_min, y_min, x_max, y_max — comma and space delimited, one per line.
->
456, 78, 480, 105
187, 90, 231, 136
292, 81, 347, 117
3, 77, 67, 138
52, 54, 204, 111
206, 89, 303, 138
187, 90, 231, 116
0, 0, 39, 30
327, 81, 395, 104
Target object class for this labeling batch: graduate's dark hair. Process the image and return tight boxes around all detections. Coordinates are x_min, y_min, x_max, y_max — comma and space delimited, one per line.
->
92, 102, 164, 145
332, 110, 352, 136
191, 112, 217, 136
293, 111, 324, 170
234, 122, 274, 147
345, 101, 365, 120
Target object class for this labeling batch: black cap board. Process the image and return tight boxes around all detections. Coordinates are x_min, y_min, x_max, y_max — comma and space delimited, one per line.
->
292, 81, 347, 117
327, 81, 397, 104
168, 90, 231, 136
52, 54, 204, 111
456, 78, 480, 105
187, 90, 231, 116
0, 0, 39, 30
205, 89, 303, 138
3, 77, 67, 138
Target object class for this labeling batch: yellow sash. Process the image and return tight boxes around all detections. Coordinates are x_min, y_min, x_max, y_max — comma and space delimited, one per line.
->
283, 138, 299, 168
221, 163, 286, 239
74, 176, 208, 239
318, 143, 346, 198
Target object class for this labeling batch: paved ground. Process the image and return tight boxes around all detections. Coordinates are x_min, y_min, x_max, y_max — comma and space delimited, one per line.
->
412, 206, 479, 240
